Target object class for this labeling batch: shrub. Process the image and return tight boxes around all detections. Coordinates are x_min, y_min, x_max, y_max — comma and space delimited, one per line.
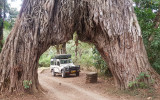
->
39, 54, 52, 67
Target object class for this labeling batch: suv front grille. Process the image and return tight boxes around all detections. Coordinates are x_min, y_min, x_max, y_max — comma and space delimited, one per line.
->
69, 66, 79, 70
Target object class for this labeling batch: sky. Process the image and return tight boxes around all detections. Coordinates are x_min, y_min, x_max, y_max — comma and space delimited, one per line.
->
7, 0, 22, 11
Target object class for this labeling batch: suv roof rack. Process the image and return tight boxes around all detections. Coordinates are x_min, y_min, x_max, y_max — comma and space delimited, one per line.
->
53, 54, 71, 59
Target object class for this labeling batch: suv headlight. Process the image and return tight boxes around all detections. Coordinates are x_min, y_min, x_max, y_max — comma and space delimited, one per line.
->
76, 65, 80, 69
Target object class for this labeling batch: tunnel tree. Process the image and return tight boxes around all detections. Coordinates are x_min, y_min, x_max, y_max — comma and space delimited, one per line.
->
0, 0, 160, 93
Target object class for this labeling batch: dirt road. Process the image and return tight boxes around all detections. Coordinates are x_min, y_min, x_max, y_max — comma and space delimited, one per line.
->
1, 69, 155, 100
39, 69, 116, 100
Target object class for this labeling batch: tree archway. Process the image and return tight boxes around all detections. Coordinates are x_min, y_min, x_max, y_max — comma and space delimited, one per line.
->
0, 0, 160, 93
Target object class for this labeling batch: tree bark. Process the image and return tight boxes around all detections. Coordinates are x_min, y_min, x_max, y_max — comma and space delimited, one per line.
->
0, 0, 160, 94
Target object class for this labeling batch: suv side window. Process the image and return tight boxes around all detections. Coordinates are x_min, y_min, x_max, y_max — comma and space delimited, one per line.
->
51, 60, 53, 65
51, 59, 56, 65
54, 60, 56, 65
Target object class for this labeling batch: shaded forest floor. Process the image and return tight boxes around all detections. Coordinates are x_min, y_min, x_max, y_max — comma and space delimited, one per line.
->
1, 68, 160, 100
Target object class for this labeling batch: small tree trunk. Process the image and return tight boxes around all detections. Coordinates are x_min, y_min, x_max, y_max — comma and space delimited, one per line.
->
149, 7, 160, 41
62, 42, 67, 54
153, 7, 160, 28
56, 42, 67, 54
0, 1, 3, 51
55, 45, 60, 54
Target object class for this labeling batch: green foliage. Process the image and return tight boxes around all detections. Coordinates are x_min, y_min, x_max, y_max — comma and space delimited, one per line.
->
23, 80, 32, 89
92, 48, 107, 71
8, 8, 19, 19
1, 29, 10, 52
134, 1, 160, 74
39, 51, 53, 67
4, 21, 12, 29
92, 47, 112, 76
128, 72, 154, 89
66, 40, 94, 67
39, 47, 57, 67
3, 29, 10, 40
134, 0, 159, 9
7, 7, 19, 28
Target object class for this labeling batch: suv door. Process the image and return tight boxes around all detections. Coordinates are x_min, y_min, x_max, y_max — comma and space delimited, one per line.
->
50, 59, 55, 71
54, 60, 60, 73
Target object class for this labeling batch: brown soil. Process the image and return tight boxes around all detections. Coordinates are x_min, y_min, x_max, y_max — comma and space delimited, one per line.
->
1, 68, 160, 100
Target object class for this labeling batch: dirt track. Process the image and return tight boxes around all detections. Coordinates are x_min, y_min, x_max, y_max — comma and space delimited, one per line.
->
1, 69, 156, 100
39, 69, 116, 100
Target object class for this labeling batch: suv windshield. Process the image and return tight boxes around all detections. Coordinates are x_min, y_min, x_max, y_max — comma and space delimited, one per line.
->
60, 59, 72, 64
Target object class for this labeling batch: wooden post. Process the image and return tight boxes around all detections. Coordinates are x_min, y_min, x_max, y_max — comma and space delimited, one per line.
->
86, 72, 98, 83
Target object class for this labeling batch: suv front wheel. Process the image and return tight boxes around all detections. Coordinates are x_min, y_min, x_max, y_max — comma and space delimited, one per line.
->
52, 69, 56, 76
62, 70, 66, 78
76, 72, 79, 76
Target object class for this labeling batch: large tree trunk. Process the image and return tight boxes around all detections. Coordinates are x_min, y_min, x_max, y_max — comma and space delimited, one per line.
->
0, 0, 160, 94
74, 0, 160, 89
0, 0, 74, 93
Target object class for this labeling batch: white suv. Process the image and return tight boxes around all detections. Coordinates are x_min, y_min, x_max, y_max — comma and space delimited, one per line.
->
50, 54, 80, 78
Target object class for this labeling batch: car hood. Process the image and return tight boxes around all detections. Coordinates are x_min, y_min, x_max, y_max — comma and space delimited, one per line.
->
60, 63, 75, 68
